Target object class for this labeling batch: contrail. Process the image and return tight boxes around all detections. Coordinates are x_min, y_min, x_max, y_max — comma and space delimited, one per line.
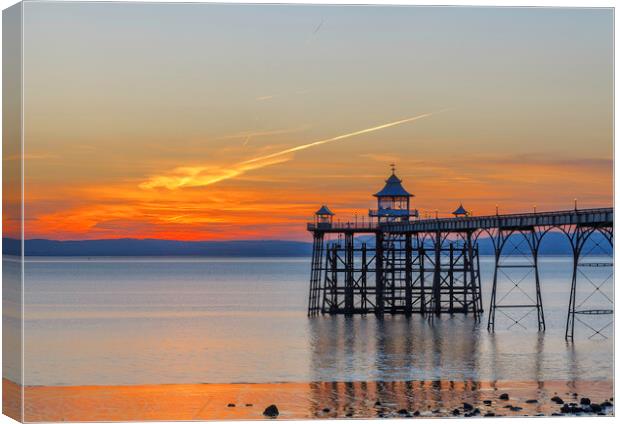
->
140, 111, 439, 190
241, 112, 434, 166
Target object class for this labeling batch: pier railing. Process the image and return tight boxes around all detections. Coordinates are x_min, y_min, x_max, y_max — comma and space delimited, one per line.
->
307, 208, 613, 234
384, 207, 613, 233
307, 222, 379, 232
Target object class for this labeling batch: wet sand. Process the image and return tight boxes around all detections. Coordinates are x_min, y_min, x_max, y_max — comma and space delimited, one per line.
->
3, 378, 613, 422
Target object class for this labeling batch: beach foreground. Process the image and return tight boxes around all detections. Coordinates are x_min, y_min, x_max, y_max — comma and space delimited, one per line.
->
3, 378, 613, 421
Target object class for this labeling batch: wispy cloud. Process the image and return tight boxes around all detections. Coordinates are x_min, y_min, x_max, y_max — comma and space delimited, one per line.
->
138, 155, 292, 190
4, 153, 59, 161
255, 89, 311, 102
216, 126, 310, 147
140, 112, 437, 190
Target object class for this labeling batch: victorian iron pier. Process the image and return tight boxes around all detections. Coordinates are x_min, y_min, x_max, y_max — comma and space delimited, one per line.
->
307, 168, 613, 341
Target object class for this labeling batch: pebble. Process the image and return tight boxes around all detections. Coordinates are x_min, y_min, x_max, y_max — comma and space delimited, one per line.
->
510, 406, 523, 411
413, 411, 420, 417
227, 403, 235, 407
322, 407, 330, 413
245, 404, 253, 407
551, 396, 564, 404
452, 409, 460, 416
525, 399, 538, 404
463, 402, 473, 410
484, 412, 495, 417
263, 405, 279, 418
590, 404, 602, 413
561, 404, 584, 414
580, 397, 591, 405
483, 400, 492, 405
499, 393, 510, 400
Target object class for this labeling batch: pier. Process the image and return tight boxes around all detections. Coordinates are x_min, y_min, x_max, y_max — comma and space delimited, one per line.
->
307, 168, 613, 340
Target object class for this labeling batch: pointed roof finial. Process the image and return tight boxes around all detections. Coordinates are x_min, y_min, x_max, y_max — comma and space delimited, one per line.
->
390, 163, 396, 175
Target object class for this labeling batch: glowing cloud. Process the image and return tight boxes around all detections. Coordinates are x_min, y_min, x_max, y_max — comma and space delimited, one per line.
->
140, 112, 436, 190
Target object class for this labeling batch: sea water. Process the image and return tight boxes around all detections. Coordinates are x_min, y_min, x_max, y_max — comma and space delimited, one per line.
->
3, 256, 613, 386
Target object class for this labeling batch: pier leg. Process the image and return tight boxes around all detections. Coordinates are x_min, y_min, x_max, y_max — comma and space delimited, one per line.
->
475, 247, 483, 313
419, 246, 427, 315
362, 243, 368, 313
466, 231, 482, 318
344, 233, 354, 315
532, 233, 545, 331
405, 234, 412, 315
449, 244, 454, 314
565, 245, 578, 340
432, 231, 442, 316
308, 233, 324, 316
375, 232, 384, 315
487, 240, 500, 331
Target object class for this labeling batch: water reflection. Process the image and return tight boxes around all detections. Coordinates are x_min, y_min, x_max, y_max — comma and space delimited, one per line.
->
305, 379, 532, 418
309, 315, 483, 383
306, 318, 611, 418
307, 312, 608, 387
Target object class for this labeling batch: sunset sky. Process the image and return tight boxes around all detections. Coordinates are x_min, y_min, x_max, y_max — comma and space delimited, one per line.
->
14, 3, 613, 241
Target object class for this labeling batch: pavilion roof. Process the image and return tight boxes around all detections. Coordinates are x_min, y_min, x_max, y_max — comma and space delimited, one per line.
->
452, 204, 469, 216
374, 173, 412, 197
315, 205, 335, 216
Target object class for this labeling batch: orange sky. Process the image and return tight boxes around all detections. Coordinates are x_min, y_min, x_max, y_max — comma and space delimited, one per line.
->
9, 4, 613, 241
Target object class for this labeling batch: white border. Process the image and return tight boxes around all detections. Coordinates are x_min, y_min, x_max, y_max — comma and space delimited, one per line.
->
0, 1, 616, 424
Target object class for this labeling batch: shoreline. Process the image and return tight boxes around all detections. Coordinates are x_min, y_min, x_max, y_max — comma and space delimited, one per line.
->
4, 378, 613, 421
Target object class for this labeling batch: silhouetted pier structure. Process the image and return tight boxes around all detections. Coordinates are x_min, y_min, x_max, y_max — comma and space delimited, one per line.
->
307, 167, 613, 340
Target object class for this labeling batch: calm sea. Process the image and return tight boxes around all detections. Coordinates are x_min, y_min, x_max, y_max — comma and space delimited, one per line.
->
3, 256, 614, 386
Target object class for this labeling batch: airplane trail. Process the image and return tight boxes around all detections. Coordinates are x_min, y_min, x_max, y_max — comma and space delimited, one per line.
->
140, 111, 438, 190
241, 112, 434, 166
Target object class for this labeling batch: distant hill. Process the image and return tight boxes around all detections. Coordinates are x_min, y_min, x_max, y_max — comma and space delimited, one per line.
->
3, 238, 313, 257
2, 232, 611, 257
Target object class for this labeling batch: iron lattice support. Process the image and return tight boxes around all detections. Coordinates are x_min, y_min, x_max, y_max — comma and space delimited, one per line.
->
565, 225, 613, 341
487, 227, 546, 332
307, 230, 482, 318
306, 207, 613, 339
307, 232, 324, 317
